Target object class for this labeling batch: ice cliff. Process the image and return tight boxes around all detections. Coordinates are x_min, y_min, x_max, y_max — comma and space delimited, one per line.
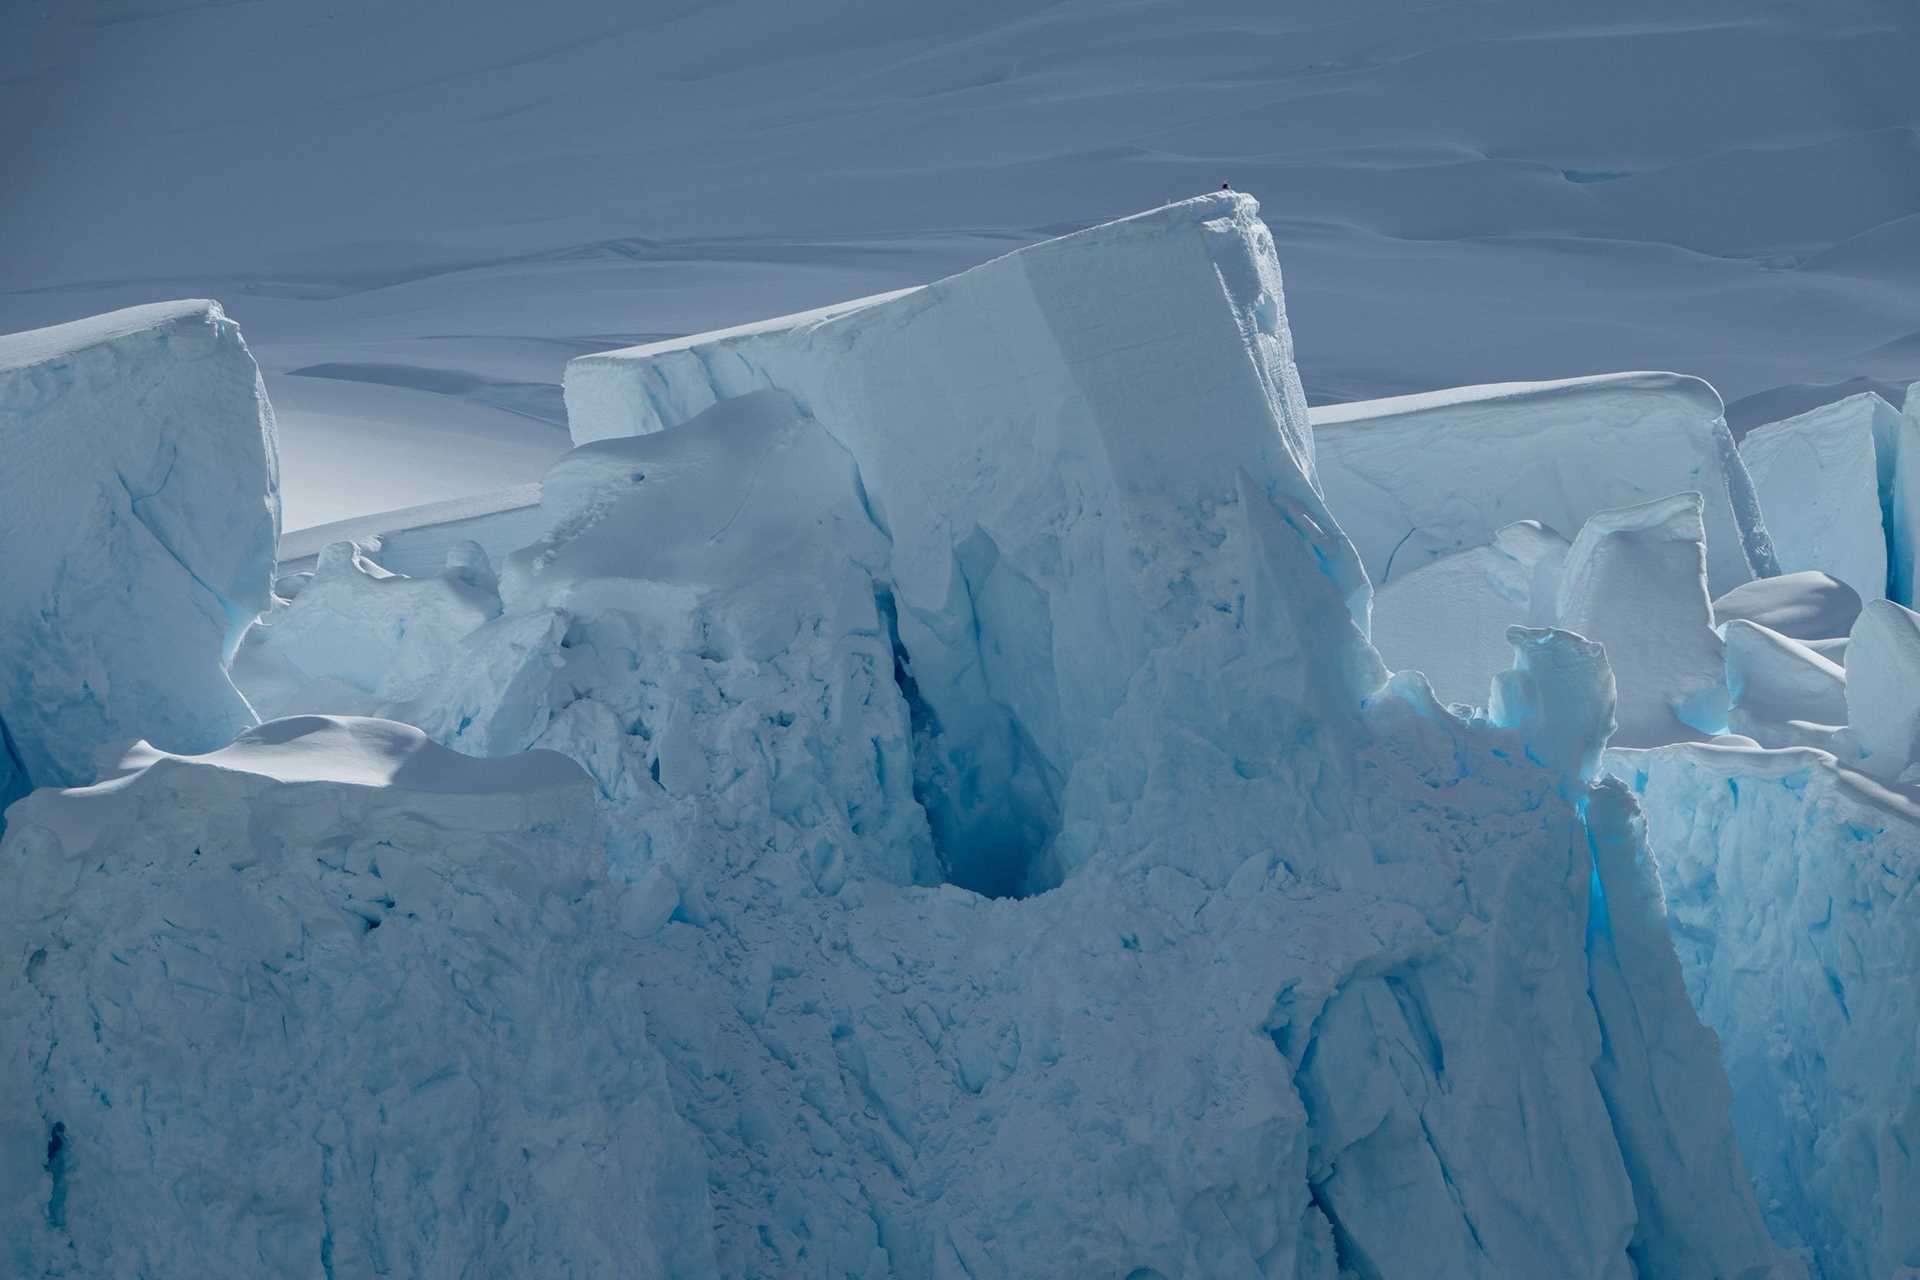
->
4, 193, 1888, 1277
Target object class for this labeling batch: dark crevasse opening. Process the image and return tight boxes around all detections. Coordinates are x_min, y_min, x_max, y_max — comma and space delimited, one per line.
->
0, 711, 31, 839
875, 584, 1062, 899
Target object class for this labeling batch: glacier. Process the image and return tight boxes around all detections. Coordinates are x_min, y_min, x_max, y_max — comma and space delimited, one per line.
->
6, 190, 1910, 1278
0, 301, 278, 799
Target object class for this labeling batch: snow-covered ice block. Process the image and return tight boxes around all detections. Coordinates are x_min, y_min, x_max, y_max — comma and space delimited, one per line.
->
0, 300, 278, 790
0, 716, 715, 1277
233, 539, 502, 722
1313, 372, 1775, 599
1555, 493, 1727, 746
1612, 744, 1920, 1278
1844, 598, 1920, 781
1723, 619, 1848, 748
568, 194, 1370, 895
1711, 570, 1862, 642
1740, 396, 1888, 603
1371, 520, 1566, 706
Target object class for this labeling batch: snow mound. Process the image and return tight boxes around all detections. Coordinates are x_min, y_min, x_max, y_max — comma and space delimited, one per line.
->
1739, 394, 1888, 603
0, 714, 715, 1278
1712, 570, 1862, 643
0, 300, 278, 794
1555, 493, 1727, 746
1612, 744, 1920, 1279
1312, 372, 1775, 599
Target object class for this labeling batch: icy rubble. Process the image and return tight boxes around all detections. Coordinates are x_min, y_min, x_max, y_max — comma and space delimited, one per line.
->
0, 301, 277, 795
3, 195, 1804, 1275
1310, 371, 1777, 599
1611, 744, 1920, 1279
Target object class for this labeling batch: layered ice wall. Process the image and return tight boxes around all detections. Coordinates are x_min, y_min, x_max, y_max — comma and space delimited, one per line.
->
0, 717, 716, 1278
1612, 745, 1920, 1279
1311, 373, 1775, 599
0, 301, 278, 792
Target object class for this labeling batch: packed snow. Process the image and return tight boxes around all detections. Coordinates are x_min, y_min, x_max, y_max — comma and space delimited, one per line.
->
4, 178, 1915, 1279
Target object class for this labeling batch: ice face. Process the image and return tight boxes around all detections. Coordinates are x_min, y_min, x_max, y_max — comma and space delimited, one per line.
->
1844, 598, 1920, 782
1369, 521, 1568, 708
1552, 493, 1729, 746
1723, 619, 1848, 749
3, 201, 1793, 1277
1739, 393, 1891, 605
1613, 743, 1920, 1279
0, 301, 278, 798
1312, 372, 1777, 600
0, 716, 718, 1278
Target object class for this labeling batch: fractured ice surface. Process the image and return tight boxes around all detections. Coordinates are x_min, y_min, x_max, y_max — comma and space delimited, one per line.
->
1312, 372, 1776, 599
0, 716, 716, 1278
0, 301, 278, 793
1844, 599, 1920, 783
1613, 744, 1920, 1279
2, 198, 1811, 1277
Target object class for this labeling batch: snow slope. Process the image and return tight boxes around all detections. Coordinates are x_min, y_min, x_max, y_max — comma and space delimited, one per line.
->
3, 0, 1915, 528
0, 300, 277, 795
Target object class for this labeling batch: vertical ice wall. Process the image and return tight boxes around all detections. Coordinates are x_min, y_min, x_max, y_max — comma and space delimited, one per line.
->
1614, 744, 1920, 1279
0, 301, 278, 794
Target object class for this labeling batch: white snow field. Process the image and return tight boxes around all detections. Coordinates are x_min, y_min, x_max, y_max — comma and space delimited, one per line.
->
0, 301, 277, 799
3, 0, 1916, 530
2, 196, 1832, 1277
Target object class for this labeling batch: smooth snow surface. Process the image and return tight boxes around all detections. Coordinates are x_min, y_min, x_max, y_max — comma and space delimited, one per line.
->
1740, 394, 1895, 603
17, 198, 1799, 1277
5, 0, 1916, 526
0, 300, 277, 795
1312, 372, 1774, 599
1712, 571, 1863, 643
1614, 745, 1920, 1279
